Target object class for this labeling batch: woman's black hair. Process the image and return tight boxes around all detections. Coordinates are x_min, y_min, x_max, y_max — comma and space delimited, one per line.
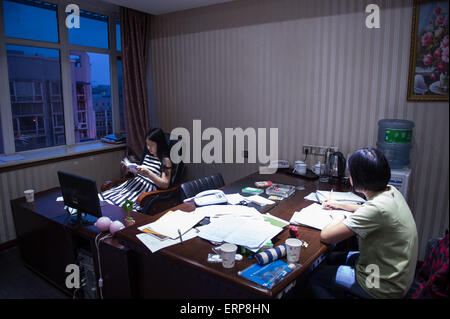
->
347, 148, 391, 192
145, 128, 169, 162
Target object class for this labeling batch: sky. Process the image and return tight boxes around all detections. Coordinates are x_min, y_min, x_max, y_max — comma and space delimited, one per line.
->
3, 0, 118, 86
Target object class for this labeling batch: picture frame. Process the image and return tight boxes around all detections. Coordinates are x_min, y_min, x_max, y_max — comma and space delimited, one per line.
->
407, 0, 449, 101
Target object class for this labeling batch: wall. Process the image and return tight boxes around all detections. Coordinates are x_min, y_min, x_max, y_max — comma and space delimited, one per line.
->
0, 149, 125, 244
148, 0, 449, 259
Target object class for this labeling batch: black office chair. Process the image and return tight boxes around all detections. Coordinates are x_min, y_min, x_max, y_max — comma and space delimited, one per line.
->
180, 173, 225, 199
101, 133, 185, 215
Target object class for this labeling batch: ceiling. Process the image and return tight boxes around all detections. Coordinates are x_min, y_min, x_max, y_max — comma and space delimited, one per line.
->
100, 0, 234, 15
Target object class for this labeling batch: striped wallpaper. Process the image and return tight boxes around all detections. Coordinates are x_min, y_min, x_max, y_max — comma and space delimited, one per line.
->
148, 0, 449, 259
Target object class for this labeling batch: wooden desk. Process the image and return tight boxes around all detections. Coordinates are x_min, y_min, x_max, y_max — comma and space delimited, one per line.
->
116, 171, 351, 299
10, 187, 146, 298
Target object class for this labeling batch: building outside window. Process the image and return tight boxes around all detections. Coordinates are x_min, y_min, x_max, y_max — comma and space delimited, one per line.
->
0, 0, 123, 154
6, 45, 65, 151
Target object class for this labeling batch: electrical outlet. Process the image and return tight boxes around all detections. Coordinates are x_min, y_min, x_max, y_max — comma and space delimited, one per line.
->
302, 145, 313, 155
242, 150, 249, 158
303, 144, 328, 156
303, 144, 339, 156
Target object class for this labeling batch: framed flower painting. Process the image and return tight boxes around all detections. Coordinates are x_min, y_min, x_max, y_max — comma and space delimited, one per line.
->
408, 0, 449, 101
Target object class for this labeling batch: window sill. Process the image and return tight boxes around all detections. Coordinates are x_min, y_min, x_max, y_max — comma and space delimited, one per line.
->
0, 141, 126, 173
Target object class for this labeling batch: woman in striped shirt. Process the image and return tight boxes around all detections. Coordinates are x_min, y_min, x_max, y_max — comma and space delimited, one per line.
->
101, 128, 172, 211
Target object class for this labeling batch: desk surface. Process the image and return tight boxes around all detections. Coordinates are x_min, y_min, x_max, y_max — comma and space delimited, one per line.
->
116, 171, 351, 298
12, 187, 148, 249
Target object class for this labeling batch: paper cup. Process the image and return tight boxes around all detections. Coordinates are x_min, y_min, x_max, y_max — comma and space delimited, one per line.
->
293, 161, 307, 175
285, 238, 302, 263
24, 189, 34, 203
220, 243, 237, 268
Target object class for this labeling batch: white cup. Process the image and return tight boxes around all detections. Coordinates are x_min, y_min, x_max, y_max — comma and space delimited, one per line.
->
285, 238, 302, 263
220, 243, 237, 268
313, 163, 325, 175
24, 189, 34, 203
293, 161, 307, 175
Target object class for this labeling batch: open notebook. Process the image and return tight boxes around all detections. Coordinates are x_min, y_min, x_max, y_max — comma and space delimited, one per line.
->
315, 190, 365, 204
290, 203, 352, 230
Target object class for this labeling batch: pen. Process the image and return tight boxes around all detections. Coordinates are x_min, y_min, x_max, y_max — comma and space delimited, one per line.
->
178, 229, 183, 244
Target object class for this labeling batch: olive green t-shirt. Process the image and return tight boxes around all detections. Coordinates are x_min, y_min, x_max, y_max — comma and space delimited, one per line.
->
342, 186, 418, 299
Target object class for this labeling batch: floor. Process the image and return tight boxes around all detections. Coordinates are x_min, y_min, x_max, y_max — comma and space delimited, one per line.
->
0, 246, 69, 299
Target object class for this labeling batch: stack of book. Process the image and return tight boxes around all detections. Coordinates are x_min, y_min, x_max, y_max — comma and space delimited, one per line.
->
101, 133, 126, 144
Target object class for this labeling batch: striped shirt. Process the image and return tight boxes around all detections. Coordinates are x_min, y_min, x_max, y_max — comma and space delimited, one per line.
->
101, 154, 162, 210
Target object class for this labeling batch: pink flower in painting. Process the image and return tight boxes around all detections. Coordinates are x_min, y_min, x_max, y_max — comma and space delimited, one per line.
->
442, 47, 449, 63
436, 15, 445, 26
430, 72, 438, 81
435, 28, 444, 38
436, 61, 448, 73
423, 54, 433, 66
434, 7, 442, 15
421, 32, 433, 47
434, 47, 442, 59
442, 35, 449, 48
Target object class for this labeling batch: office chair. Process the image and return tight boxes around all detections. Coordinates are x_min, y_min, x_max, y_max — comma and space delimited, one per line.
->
101, 133, 185, 215
180, 173, 225, 199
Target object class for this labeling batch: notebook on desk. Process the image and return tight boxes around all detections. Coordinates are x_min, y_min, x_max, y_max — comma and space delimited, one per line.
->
315, 190, 365, 204
290, 203, 352, 230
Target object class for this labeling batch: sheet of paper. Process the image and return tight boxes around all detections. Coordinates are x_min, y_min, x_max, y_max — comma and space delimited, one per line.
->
304, 192, 319, 202
196, 215, 282, 249
225, 219, 282, 248
196, 216, 240, 243
246, 195, 275, 206
138, 210, 205, 239
225, 193, 246, 205
290, 203, 351, 230
136, 228, 198, 253
193, 205, 261, 218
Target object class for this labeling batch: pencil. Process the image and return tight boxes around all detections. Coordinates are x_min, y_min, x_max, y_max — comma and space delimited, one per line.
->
178, 229, 183, 244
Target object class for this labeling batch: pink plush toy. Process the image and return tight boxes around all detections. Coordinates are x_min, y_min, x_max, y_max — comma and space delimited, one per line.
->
109, 220, 125, 235
94, 216, 112, 232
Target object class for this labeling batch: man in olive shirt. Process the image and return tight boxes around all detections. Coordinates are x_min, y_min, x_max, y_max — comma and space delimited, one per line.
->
308, 148, 418, 299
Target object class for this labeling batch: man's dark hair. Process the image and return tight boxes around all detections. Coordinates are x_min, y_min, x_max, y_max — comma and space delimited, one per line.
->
347, 148, 391, 192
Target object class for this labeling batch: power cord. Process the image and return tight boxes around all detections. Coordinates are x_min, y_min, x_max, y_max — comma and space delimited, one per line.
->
304, 148, 309, 162
95, 232, 112, 299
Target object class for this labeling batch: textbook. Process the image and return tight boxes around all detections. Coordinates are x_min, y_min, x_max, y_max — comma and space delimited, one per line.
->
121, 157, 138, 173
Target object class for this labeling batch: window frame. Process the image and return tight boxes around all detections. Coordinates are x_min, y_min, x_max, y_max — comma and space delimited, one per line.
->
0, 0, 122, 155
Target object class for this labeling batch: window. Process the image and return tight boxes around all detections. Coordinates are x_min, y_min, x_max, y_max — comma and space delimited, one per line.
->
3, 0, 58, 42
116, 19, 121, 51
68, 10, 109, 49
0, 0, 122, 155
6, 45, 65, 151
70, 51, 112, 142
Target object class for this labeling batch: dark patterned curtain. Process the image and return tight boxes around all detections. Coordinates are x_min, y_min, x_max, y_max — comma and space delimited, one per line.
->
120, 6, 151, 159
